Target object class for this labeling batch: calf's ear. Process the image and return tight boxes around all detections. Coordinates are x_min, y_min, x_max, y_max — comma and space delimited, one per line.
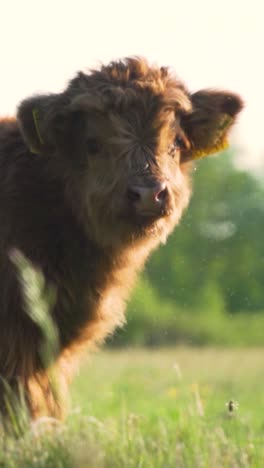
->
17, 94, 66, 154
181, 90, 243, 161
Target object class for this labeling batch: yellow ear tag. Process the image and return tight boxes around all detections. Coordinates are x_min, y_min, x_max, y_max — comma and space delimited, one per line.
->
29, 147, 39, 154
32, 107, 44, 143
191, 138, 229, 160
191, 115, 233, 160
32, 108, 44, 144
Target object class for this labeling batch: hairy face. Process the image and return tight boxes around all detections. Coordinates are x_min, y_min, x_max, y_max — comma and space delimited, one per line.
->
17, 58, 243, 249
67, 94, 192, 247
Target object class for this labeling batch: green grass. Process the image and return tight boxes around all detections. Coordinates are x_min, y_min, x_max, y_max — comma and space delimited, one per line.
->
1, 347, 264, 467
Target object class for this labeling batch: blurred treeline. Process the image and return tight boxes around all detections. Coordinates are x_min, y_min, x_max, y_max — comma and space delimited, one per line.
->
110, 151, 264, 347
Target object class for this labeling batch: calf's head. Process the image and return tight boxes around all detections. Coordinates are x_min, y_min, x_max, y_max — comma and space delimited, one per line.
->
17, 58, 243, 248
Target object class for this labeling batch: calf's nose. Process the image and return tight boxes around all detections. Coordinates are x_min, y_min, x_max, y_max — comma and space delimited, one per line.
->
127, 181, 168, 213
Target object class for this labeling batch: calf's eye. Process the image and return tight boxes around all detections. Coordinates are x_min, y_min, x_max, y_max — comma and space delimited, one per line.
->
168, 136, 185, 158
174, 135, 185, 150
86, 138, 101, 155
168, 134, 189, 158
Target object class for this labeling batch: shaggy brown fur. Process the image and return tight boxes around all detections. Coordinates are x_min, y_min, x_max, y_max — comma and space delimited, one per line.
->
0, 57, 243, 420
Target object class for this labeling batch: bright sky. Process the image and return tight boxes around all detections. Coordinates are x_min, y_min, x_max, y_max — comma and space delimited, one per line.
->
1, 0, 263, 171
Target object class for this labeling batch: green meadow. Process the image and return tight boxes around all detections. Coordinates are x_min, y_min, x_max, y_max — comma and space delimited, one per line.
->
1, 347, 264, 467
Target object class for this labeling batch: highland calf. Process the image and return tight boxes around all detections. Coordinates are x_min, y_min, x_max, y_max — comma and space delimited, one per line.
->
0, 57, 243, 420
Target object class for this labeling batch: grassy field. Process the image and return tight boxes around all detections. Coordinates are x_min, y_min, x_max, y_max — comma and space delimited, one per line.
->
1, 347, 264, 467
